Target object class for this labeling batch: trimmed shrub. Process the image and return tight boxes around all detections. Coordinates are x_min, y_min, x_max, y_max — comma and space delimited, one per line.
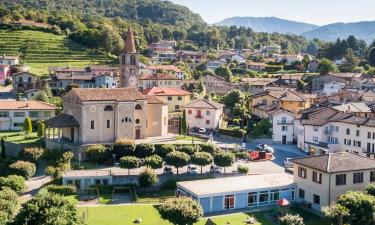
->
234, 151, 249, 160
0, 175, 26, 194
200, 143, 218, 155
178, 145, 198, 155
279, 214, 305, 225
165, 151, 190, 174
45, 185, 77, 196
37, 122, 45, 138
84, 144, 108, 164
135, 143, 155, 158
113, 139, 136, 158
237, 164, 249, 174
138, 167, 158, 188
155, 144, 175, 158
0, 187, 19, 224
159, 197, 203, 225
144, 155, 163, 169
9, 160, 36, 180
191, 152, 213, 173
120, 156, 141, 175
45, 166, 63, 179
214, 151, 236, 173
366, 183, 375, 197
218, 128, 246, 138
19, 147, 44, 162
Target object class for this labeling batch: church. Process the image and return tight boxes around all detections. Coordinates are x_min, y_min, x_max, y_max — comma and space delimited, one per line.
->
45, 28, 169, 145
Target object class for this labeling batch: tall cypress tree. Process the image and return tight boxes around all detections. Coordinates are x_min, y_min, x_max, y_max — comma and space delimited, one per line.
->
1, 138, 5, 159
178, 116, 182, 135
23, 117, 32, 135
182, 110, 187, 134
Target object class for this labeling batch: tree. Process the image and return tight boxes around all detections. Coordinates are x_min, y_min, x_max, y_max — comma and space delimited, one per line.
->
120, 156, 141, 175
318, 58, 336, 75
14, 192, 84, 225
9, 160, 36, 180
0, 188, 20, 225
340, 48, 359, 72
178, 116, 182, 135
369, 47, 375, 67
279, 214, 305, 225
215, 66, 232, 82
138, 167, 158, 188
222, 89, 243, 108
1, 138, 5, 159
165, 151, 190, 174
135, 143, 155, 158
37, 122, 45, 138
113, 139, 136, 158
33, 90, 49, 103
250, 119, 272, 138
62, 151, 74, 166
155, 144, 175, 159
19, 147, 44, 163
178, 145, 197, 155
191, 152, 213, 173
200, 143, 218, 155
214, 151, 236, 173
0, 175, 26, 194
337, 191, 375, 225
237, 164, 249, 174
322, 202, 349, 225
159, 197, 203, 225
181, 110, 187, 135
84, 144, 108, 164
23, 117, 32, 135
144, 155, 163, 169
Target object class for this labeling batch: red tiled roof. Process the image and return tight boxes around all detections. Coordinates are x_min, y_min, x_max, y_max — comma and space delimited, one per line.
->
142, 87, 192, 96
65, 88, 147, 102
0, 100, 56, 110
147, 65, 182, 73
140, 73, 180, 80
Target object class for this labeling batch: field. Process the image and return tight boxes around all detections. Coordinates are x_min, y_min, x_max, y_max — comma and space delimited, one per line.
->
0, 29, 113, 76
77, 205, 329, 225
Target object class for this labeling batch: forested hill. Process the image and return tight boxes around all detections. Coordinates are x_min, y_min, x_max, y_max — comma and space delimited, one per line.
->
0, 0, 205, 27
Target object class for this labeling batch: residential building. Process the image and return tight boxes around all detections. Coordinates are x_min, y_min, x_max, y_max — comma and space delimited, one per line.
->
333, 102, 374, 118
311, 73, 362, 92
10, 72, 40, 95
148, 40, 176, 51
204, 75, 235, 96
142, 87, 192, 112
307, 60, 319, 73
314, 90, 362, 106
138, 73, 182, 90
151, 50, 177, 64
292, 152, 375, 210
0, 55, 19, 66
238, 78, 278, 95
277, 54, 302, 65
207, 60, 225, 71
313, 81, 346, 97
48, 73, 118, 90
362, 90, 375, 103
246, 61, 267, 71
184, 99, 224, 130
145, 65, 184, 80
0, 65, 10, 85
0, 100, 56, 130
176, 173, 295, 214
45, 88, 168, 145
352, 77, 375, 91
176, 51, 205, 64
273, 74, 304, 89
270, 109, 296, 144
261, 45, 281, 54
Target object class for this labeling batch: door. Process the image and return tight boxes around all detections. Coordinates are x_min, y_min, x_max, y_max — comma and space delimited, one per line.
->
70, 127, 74, 142
282, 135, 287, 145
135, 129, 141, 140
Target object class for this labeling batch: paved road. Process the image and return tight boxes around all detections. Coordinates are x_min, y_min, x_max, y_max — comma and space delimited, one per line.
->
21, 160, 51, 202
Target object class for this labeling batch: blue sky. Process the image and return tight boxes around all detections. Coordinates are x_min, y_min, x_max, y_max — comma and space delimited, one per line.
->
169, 0, 375, 25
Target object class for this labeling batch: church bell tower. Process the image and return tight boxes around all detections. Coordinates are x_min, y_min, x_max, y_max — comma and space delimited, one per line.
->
119, 27, 139, 87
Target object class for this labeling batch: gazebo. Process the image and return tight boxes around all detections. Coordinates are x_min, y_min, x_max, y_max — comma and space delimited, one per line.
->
277, 198, 290, 217
45, 113, 80, 144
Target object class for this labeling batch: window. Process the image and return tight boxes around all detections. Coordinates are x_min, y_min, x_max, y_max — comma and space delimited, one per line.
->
353, 172, 364, 184
313, 126, 319, 131
167, 96, 172, 101
282, 126, 288, 131
135, 104, 142, 110
248, 192, 257, 206
356, 130, 360, 137
336, 174, 346, 186
370, 171, 375, 182
270, 190, 280, 203
368, 132, 371, 139
29, 111, 39, 118
14, 112, 25, 117
224, 195, 234, 210
188, 110, 192, 115
0, 112, 9, 117
259, 191, 269, 205
206, 111, 210, 116
206, 120, 210, 125
13, 123, 23, 127
313, 136, 318, 142
298, 189, 305, 199
90, 120, 95, 129
44, 111, 51, 117
104, 105, 113, 111
298, 167, 307, 179
135, 119, 140, 124
312, 171, 322, 184
106, 120, 110, 128
177, 96, 182, 101
346, 128, 350, 135
313, 194, 320, 205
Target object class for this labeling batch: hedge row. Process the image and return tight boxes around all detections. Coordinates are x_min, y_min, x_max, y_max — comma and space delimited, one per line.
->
218, 128, 246, 138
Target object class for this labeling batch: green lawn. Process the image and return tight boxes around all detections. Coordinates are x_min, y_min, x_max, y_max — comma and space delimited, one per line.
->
135, 189, 176, 204
0, 131, 41, 145
176, 135, 207, 142
78, 205, 328, 225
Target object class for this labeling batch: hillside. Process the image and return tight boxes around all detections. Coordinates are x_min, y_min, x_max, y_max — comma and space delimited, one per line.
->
214, 17, 318, 35
0, 0, 205, 27
0, 30, 112, 75
302, 21, 375, 43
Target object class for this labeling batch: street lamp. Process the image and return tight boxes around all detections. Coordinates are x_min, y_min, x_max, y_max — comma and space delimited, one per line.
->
112, 154, 116, 168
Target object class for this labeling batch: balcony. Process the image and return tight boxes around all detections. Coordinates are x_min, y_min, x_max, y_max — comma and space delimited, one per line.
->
195, 114, 203, 119
276, 120, 293, 125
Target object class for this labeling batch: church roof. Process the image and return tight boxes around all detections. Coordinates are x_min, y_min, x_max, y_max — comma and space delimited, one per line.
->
124, 27, 137, 53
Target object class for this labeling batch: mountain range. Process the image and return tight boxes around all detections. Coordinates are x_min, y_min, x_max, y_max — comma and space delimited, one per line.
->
215, 17, 375, 43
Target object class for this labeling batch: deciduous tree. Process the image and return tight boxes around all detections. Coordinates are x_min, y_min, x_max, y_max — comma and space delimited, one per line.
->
191, 152, 213, 173
120, 156, 140, 175
165, 151, 190, 174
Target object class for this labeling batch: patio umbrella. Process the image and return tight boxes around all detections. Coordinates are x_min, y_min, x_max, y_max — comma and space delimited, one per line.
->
277, 198, 290, 206
277, 198, 290, 217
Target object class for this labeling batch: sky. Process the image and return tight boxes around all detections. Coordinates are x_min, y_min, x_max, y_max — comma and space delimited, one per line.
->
169, 0, 375, 26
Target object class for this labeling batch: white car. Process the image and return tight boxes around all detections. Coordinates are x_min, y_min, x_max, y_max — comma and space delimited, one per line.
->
210, 164, 224, 173
256, 144, 274, 154
198, 128, 206, 134
187, 164, 198, 174
283, 158, 294, 168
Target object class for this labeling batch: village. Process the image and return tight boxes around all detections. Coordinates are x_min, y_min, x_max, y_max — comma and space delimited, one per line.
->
1, 8, 375, 225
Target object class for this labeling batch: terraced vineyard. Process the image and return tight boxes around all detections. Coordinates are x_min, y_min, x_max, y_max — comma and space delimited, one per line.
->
0, 29, 114, 75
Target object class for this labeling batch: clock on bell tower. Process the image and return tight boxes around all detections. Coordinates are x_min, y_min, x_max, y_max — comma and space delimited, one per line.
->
119, 27, 139, 88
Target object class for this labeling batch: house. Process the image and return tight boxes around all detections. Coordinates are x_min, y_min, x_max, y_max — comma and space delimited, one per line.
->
0, 55, 19, 66
146, 65, 184, 80
151, 50, 177, 64
184, 99, 224, 130
333, 102, 374, 118
207, 60, 225, 71
142, 87, 192, 112
176, 51, 205, 64
333, 57, 346, 66
0, 100, 56, 131
307, 60, 319, 73
261, 45, 281, 54
148, 40, 176, 51
10, 72, 41, 95
277, 54, 302, 65
273, 74, 304, 88
314, 90, 362, 106
45, 88, 168, 146
62, 170, 113, 189
138, 73, 182, 90
270, 109, 297, 144
246, 61, 267, 71
311, 73, 362, 92
204, 75, 235, 96
47, 73, 118, 90
0, 65, 10, 85
176, 173, 295, 214
313, 81, 346, 97
25, 89, 42, 100
238, 78, 278, 94
352, 77, 375, 91
362, 90, 375, 103
291, 152, 375, 211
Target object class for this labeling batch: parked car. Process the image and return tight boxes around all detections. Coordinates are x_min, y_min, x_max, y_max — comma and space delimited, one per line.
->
283, 158, 294, 168
256, 144, 274, 154
210, 164, 224, 173
187, 164, 198, 174
163, 166, 173, 175
198, 128, 206, 134
191, 127, 199, 133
